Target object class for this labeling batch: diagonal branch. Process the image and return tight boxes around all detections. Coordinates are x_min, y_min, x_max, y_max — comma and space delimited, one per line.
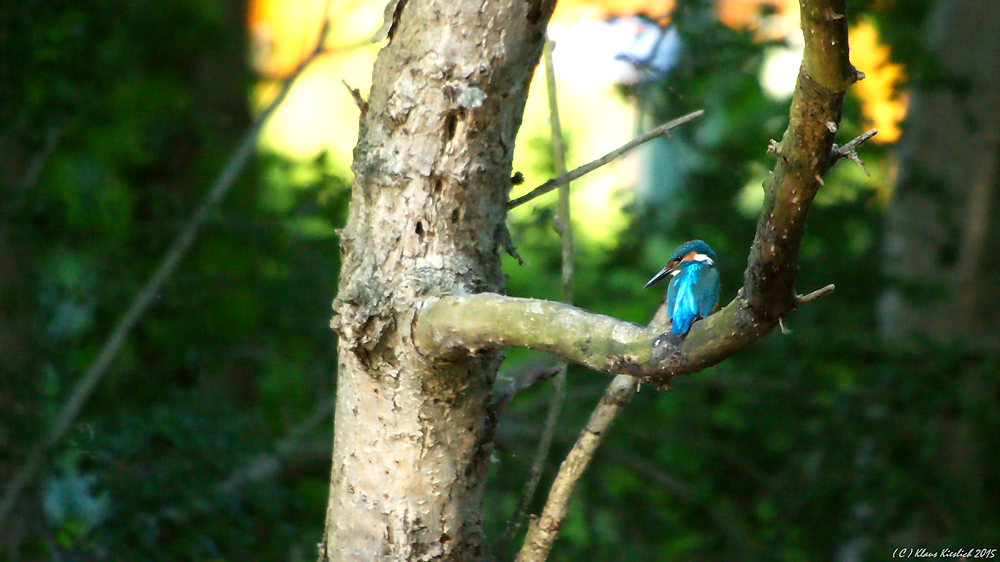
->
797, 283, 836, 305
513, 300, 674, 562
0, 5, 340, 533
514, 373, 637, 562
508, 110, 704, 209
215, 394, 335, 495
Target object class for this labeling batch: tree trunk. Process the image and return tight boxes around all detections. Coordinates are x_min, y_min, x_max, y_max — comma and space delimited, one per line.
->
877, 0, 1000, 539
879, 0, 1000, 349
322, 0, 554, 559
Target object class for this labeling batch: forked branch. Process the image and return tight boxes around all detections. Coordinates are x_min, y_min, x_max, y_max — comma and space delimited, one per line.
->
418, 0, 856, 382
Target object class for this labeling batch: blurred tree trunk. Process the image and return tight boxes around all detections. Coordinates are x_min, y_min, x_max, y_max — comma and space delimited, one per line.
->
879, 0, 1000, 350
878, 0, 1000, 540
1, 19, 50, 548
0, 219, 35, 555
322, 0, 554, 559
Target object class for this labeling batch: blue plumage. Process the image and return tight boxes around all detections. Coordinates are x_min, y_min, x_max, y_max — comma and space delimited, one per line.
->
644, 240, 720, 335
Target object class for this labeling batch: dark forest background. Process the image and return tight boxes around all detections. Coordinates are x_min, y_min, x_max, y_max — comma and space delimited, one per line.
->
1, 0, 998, 560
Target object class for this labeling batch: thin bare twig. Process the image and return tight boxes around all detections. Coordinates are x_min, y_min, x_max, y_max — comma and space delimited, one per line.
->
829, 129, 877, 175
18, 125, 63, 192
0, 6, 339, 533
341, 79, 369, 115
548, 38, 574, 530
507, 110, 704, 209
512, 300, 673, 561
796, 283, 836, 305
499, 39, 573, 554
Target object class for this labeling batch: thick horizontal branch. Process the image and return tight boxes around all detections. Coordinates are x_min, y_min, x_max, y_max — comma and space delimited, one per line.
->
416, 293, 778, 383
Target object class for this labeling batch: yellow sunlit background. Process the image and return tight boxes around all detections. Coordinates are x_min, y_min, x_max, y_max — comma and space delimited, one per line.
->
248, 0, 906, 249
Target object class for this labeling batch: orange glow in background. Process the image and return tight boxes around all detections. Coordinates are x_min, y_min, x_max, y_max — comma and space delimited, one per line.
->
246, 0, 906, 186
849, 19, 907, 143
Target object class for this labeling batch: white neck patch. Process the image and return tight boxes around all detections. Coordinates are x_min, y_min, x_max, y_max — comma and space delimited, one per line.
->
692, 253, 714, 266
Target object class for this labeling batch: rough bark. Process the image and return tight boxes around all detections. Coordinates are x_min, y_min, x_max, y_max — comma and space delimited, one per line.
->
879, 0, 1000, 350
323, 0, 555, 559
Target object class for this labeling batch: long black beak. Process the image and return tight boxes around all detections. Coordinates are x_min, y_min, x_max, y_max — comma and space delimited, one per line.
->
643, 266, 675, 289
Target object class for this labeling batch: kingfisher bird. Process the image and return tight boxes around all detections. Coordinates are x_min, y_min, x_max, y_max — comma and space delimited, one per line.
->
644, 240, 720, 336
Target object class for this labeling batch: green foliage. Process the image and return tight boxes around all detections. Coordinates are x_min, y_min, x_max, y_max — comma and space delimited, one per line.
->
64, 390, 323, 561
3, 0, 344, 559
